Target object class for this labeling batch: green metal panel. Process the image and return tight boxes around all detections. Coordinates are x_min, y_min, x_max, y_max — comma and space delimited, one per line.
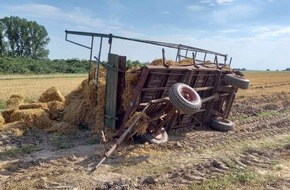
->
104, 54, 119, 129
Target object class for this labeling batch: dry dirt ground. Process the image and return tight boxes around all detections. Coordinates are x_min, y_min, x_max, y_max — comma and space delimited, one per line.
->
0, 72, 290, 190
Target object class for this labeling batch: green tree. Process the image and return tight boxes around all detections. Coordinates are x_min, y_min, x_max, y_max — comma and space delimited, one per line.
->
0, 21, 7, 56
0, 16, 50, 59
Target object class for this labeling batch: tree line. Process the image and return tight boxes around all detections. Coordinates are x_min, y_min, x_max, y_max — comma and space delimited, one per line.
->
0, 56, 144, 74
0, 16, 49, 59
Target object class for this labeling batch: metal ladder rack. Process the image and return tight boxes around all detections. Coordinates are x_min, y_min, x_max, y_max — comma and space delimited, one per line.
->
65, 30, 231, 67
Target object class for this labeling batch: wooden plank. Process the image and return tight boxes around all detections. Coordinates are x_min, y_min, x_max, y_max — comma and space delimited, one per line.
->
105, 54, 119, 129
117, 67, 150, 134
116, 56, 126, 128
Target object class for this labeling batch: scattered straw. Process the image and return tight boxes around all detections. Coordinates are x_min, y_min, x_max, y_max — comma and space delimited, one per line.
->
46, 121, 77, 134
122, 67, 141, 110
126, 112, 149, 135
150, 58, 177, 66
178, 58, 194, 65
39, 87, 65, 103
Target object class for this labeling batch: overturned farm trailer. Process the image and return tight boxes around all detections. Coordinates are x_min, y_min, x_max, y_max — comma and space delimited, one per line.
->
65, 30, 250, 168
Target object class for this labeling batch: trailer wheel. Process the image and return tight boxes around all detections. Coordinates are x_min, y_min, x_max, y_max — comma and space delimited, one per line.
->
169, 83, 202, 114
210, 117, 234, 131
142, 128, 168, 144
224, 74, 250, 89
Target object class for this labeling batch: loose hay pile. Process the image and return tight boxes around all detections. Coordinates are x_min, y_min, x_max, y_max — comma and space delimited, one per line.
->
0, 113, 4, 129
0, 58, 198, 136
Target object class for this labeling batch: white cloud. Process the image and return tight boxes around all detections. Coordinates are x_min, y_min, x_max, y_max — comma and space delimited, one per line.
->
251, 25, 290, 39
2, 4, 121, 31
186, 5, 206, 11
212, 4, 256, 23
200, 0, 216, 6
216, 0, 235, 4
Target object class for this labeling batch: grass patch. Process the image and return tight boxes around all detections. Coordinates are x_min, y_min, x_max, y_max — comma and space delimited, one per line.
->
0, 145, 39, 158
191, 169, 257, 190
50, 134, 72, 150
0, 100, 6, 110
258, 111, 278, 117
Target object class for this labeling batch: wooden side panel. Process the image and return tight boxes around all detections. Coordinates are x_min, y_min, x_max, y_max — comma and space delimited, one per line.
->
105, 54, 119, 129
116, 56, 126, 128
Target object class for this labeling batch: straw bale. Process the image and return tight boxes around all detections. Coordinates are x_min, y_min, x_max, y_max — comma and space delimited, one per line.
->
19, 102, 48, 110
47, 101, 64, 121
1, 109, 15, 123
10, 109, 52, 129
39, 87, 65, 103
122, 67, 141, 110
126, 112, 149, 135
6, 96, 23, 109
0, 113, 5, 129
150, 58, 177, 66
10, 94, 24, 100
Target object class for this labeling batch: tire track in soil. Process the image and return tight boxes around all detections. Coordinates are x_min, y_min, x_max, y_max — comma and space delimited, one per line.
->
142, 144, 290, 190
1, 94, 290, 190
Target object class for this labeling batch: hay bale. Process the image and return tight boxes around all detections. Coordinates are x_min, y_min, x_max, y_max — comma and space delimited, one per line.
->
150, 59, 177, 66
0, 113, 5, 129
10, 109, 52, 129
1, 109, 15, 123
10, 94, 24, 99
6, 95, 24, 109
19, 102, 48, 110
47, 101, 64, 121
39, 87, 65, 103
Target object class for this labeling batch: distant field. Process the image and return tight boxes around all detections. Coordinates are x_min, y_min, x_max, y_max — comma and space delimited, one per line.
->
1, 71, 290, 103
238, 71, 290, 97
0, 74, 87, 102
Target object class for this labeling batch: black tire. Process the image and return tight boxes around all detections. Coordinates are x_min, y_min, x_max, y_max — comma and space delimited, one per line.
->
168, 83, 202, 114
142, 128, 168, 144
224, 74, 250, 89
210, 117, 234, 131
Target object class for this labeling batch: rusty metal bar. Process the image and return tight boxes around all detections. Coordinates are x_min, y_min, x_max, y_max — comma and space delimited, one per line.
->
90, 102, 152, 172
65, 30, 228, 58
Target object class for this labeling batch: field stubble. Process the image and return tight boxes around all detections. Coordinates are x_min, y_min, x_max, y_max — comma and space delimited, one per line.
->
0, 74, 86, 101
0, 71, 290, 189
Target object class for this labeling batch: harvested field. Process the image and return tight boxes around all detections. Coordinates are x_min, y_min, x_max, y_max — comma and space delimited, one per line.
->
0, 74, 86, 102
0, 71, 290, 190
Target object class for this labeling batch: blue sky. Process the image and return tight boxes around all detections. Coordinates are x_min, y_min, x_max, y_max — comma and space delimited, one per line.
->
1, 0, 290, 70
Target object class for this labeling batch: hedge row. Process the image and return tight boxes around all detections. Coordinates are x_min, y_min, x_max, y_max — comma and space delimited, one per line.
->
0, 57, 145, 74
0, 57, 91, 74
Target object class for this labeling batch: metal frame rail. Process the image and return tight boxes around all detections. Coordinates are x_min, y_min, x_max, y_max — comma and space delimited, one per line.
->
64, 30, 232, 67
